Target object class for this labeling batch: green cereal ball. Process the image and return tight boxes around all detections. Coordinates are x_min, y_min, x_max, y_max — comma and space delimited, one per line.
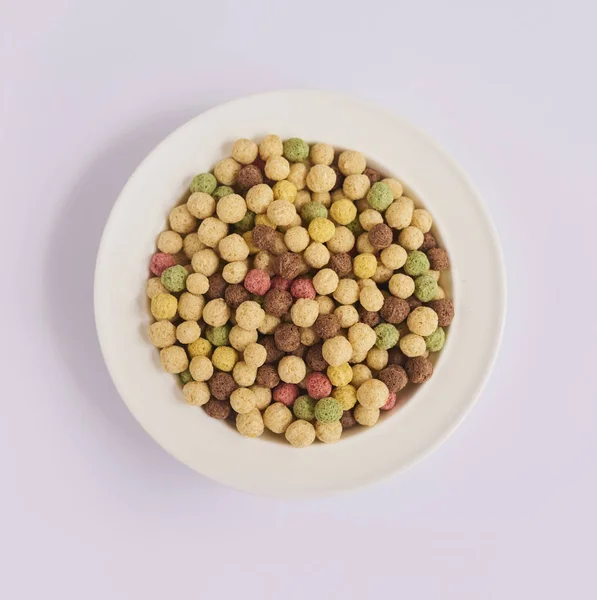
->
301, 201, 328, 223
293, 395, 317, 421
283, 138, 310, 162
366, 182, 394, 211
179, 369, 194, 385
374, 323, 400, 350
314, 397, 343, 423
404, 251, 430, 277
235, 210, 256, 233
190, 173, 217, 195
206, 324, 231, 347
161, 265, 188, 292
425, 326, 446, 352
414, 274, 438, 302
346, 217, 364, 237
213, 185, 235, 200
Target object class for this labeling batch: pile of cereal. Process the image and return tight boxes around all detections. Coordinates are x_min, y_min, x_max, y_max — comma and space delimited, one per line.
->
146, 136, 454, 447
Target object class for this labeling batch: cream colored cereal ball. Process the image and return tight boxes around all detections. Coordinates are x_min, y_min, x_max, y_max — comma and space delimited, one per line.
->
253, 250, 276, 275
359, 209, 384, 231
356, 232, 377, 254
294, 189, 312, 212
312, 191, 331, 207
304, 242, 330, 269
389, 273, 415, 299
259, 134, 283, 160
287, 162, 308, 190
358, 278, 376, 289
380, 244, 408, 270
400, 333, 427, 357
151, 293, 178, 320
428, 269, 441, 282
367, 347, 389, 371
411, 208, 433, 233
350, 347, 368, 364
278, 212, 302, 234
359, 286, 384, 312
216, 193, 247, 224
385, 196, 414, 229
157, 230, 183, 254
265, 156, 290, 181
330, 199, 357, 225
300, 326, 320, 346
198, 217, 228, 248
214, 157, 241, 185
353, 253, 377, 279
258, 314, 280, 335
284, 226, 310, 252
229, 325, 258, 351
278, 356, 307, 384
372, 264, 393, 284
212, 346, 238, 372
348, 322, 377, 352
148, 320, 176, 348
398, 226, 424, 250
333, 385, 357, 410
189, 355, 213, 381
251, 385, 272, 410
381, 177, 404, 199
146, 277, 168, 299
159, 346, 188, 374
310, 143, 334, 165
315, 421, 342, 443
233, 361, 257, 386
316, 294, 336, 315
169, 205, 197, 235
231, 138, 258, 164
185, 272, 209, 295
267, 199, 296, 226
176, 320, 201, 344
178, 292, 204, 320
357, 378, 389, 409
343, 174, 371, 200
245, 184, 273, 215
182, 381, 210, 406
326, 226, 355, 253
187, 192, 215, 219
322, 336, 353, 367
306, 164, 336, 193
218, 233, 250, 262
313, 268, 339, 295
354, 405, 380, 427
202, 298, 230, 327
331, 189, 346, 201
290, 298, 319, 327
243, 342, 267, 368
407, 306, 439, 336
183, 233, 204, 259
335, 305, 359, 328
230, 387, 257, 414
435, 286, 446, 300
338, 150, 366, 175
235, 300, 265, 331
285, 419, 316, 448
264, 402, 294, 434
333, 279, 360, 305
222, 260, 249, 284
236, 408, 264, 438
351, 363, 372, 388
191, 248, 219, 276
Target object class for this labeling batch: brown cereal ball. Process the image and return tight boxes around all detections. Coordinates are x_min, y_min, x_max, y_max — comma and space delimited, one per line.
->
267, 199, 297, 227
407, 306, 439, 336
284, 226, 310, 253
274, 323, 301, 352
278, 356, 306, 384
326, 226, 355, 254
259, 134, 283, 160
290, 298, 320, 327
186, 272, 209, 296
322, 336, 353, 367
316, 421, 342, 443
427, 247, 450, 270
148, 320, 177, 348
209, 372, 237, 400
354, 405, 380, 427
233, 361, 257, 386
261, 336, 285, 363
411, 208, 433, 233
244, 342, 267, 368
236, 165, 263, 190
204, 399, 231, 420
216, 194, 247, 224
273, 252, 301, 279
343, 174, 371, 200
230, 387, 257, 414
312, 268, 339, 296
236, 408, 264, 437
387, 347, 407, 367
225, 284, 250, 308
389, 273, 415, 299
385, 196, 414, 229
157, 230, 183, 254
146, 277, 168, 299
202, 298, 230, 327
381, 296, 410, 324
189, 355, 213, 381
264, 402, 294, 434
231, 138, 258, 165
338, 150, 366, 176
340, 410, 358, 429
356, 378, 389, 409
205, 273, 228, 300
351, 363, 372, 388
398, 226, 424, 251
251, 224, 276, 252
287, 162, 309, 190
256, 364, 280, 388
182, 233, 204, 259
358, 307, 381, 328
407, 296, 423, 311
285, 419, 316, 448
306, 343, 327, 371
251, 385, 272, 410
368, 223, 393, 250
246, 183, 274, 214
214, 157, 241, 185
335, 305, 359, 328
405, 356, 434, 383
235, 300, 265, 331
187, 192, 215, 219
182, 381, 210, 406
198, 217, 228, 248
399, 333, 427, 357
158, 346, 188, 374
178, 292, 205, 321
333, 279, 360, 305
265, 156, 290, 181
258, 313, 281, 335
310, 143, 334, 165
303, 242, 330, 269
363, 167, 382, 184
306, 164, 336, 193
191, 248, 219, 277
314, 314, 341, 340
381, 177, 404, 199
176, 320, 201, 344
329, 252, 352, 277
378, 365, 408, 393
264, 288, 293, 317
421, 232, 437, 251
168, 205, 197, 235
427, 299, 454, 326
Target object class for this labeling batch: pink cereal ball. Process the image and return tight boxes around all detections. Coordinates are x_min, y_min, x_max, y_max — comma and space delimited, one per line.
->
243, 269, 272, 295
305, 372, 332, 400
271, 276, 292, 291
273, 383, 300, 406
150, 252, 177, 276
380, 392, 397, 411
290, 278, 317, 300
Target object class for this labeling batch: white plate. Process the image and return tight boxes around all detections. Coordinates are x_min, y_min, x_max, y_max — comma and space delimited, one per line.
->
94, 90, 506, 498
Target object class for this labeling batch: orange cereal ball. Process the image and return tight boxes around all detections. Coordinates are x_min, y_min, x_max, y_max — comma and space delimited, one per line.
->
348, 322, 377, 352
278, 355, 307, 384
236, 408, 264, 438
185, 272, 209, 295
191, 248, 219, 276
176, 320, 201, 344
290, 298, 320, 327
151, 293, 178, 320
183, 233, 204, 258
244, 342, 267, 368
160, 346, 189, 374
335, 305, 359, 328
356, 232, 376, 254
330, 199, 357, 225
216, 193, 247, 224
233, 361, 257, 386
187, 192, 215, 219
198, 217, 228, 248
202, 298, 231, 327
232, 138, 258, 164
351, 363, 373, 388
385, 196, 414, 229
338, 150, 366, 175
273, 180, 298, 202
359, 285, 384, 312
310, 143, 334, 166
333, 279, 360, 305
407, 306, 438, 336
399, 333, 427, 357
333, 385, 358, 410
182, 381, 210, 406
284, 226, 310, 252
381, 177, 404, 199
264, 402, 294, 434
214, 157, 241, 185
265, 156, 290, 181
326, 226, 355, 254
359, 209, 384, 231
398, 226, 424, 250
313, 268, 339, 295
353, 253, 377, 279
327, 362, 353, 387
267, 199, 297, 226
315, 421, 342, 443
178, 292, 205, 320
212, 346, 239, 372
322, 336, 353, 366
389, 273, 415, 299
235, 300, 265, 330
354, 405, 380, 427
308, 217, 335, 243
230, 387, 257, 414
157, 230, 183, 254
189, 355, 213, 381
259, 134, 283, 160
380, 244, 407, 270
285, 419, 316, 448
246, 183, 274, 214
357, 378, 389, 409
169, 205, 197, 235
229, 325, 259, 351
343, 174, 371, 200
251, 385, 273, 410
148, 320, 176, 348
146, 277, 168, 299
306, 164, 336, 193
304, 242, 330, 269
218, 233, 250, 262
222, 260, 249, 284
287, 162, 308, 190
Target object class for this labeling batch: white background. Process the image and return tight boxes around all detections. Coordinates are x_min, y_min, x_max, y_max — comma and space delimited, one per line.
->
2, 1, 596, 598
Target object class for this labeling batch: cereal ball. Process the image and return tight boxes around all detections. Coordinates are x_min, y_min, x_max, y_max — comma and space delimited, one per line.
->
189, 355, 213, 381
356, 233, 376, 255
404, 251, 430, 277
159, 265, 187, 293
212, 185, 234, 200
328, 253, 352, 277
380, 392, 398, 411
294, 189, 312, 212
180, 370, 194, 387
214, 157, 241, 185
188, 337, 212, 358
348, 322, 377, 353
309, 142, 334, 165
265, 156, 290, 181
405, 356, 434, 383
258, 314, 281, 335
309, 270, 338, 298
327, 363, 352, 388
385, 196, 414, 229
235, 300, 265, 331
425, 326, 446, 352
316, 421, 342, 443
304, 372, 331, 400
256, 363, 280, 388
209, 372, 237, 401
204, 399, 231, 420
241, 269, 269, 297
181, 233, 202, 259
340, 410, 358, 429
387, 347, 407, 366
216, 193, 246, 225
243, 343, 267, 369
366, 346, 388, 371
270, 276, 292, 291
306, 164, 336, 193
259, 134, 283, 160
251, 228, 276, 256
301, 327, 320, 347
428, 299, 454, 327
285, 419, 316, 447
282, 138, 309, 162
190, 248, 218, 277
197, 217, 228, 248
326, 226, 355, 254
368, 223, 393, 250
307, 217, 334, 243
361, 167, 380, 184
365, 182, 393, 212
169, 205, 198, 235
151, 293, 178, 320
358, 307, 381, 328
157, 230, 183, 255
287, 162, 308, 190
389, 273, 415, 299
411, 208, 433, 233
338, 150, 366, 175
372, 264, 393, 285
223, 260, 249, 284
311, 191, 331, 207
359, 285, 384, 312
290, 298, 319, 328
427, 269, 441, 282
300, 202, 327, 225
233, 361, 257, 386
206, 324, 231, 347
270, 181, 296, 204
314, 397, 343, 423
359, 210, 383, 234
150, 252, 177, 277
399, 226, 424, 251
189, 172, 217, 195
185, 272, 208, 296
380, 177, 403, 199
212, 346, 239, 372
427, 247, 450, 271
333, 279, 359, 305
381, 296, 410, 324
343, 174, 371, 200
329, 199, 357, 226
273, 323, 300, 352
378, 365, 408, 393
400, 333, 427, 357
331, 386, 356, 411
414, 274, 438, 302
264, 289, 293, 317
351, 364, 372, 389
332, 305, 357, 330
345, 216, 364, 237
231, 138, 258, 165
313, 296, 333, 318
287, 279, 313, 301
293, 396, 317, 421
267, 199, 296, 227
305, 343, 326, 372
374, 323, 400, 350
178, 292, 204, 321
176, 320, 201, 345
273, 383, 300, 406
182, 381, 210, 406
217, 234, 249, 262
159, 345, 189, 374
202, 298, 230, 327
230, 387, 256, 414
322, 336, 353, 367
281, 228, 307, 255
146, 277, 168, 299
356, 378, 389, 409
353, 253, 377, 280
278, 355, 307, 384
263, 402, 293, 434
407, 306, 439, 336
236, 407, 265, 438
148, 320, 176, 348
380, 245, 407, 271
244, 185, 272, 217
251, 385, 272, 410
221, 285, 247, 310
237, 165, 263, 195
272, 252, 300, 280
421, 232, 437, 251
187, 196, 214, 229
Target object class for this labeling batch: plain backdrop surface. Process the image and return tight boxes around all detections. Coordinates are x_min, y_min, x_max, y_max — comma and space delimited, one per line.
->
1, 1, 596, 598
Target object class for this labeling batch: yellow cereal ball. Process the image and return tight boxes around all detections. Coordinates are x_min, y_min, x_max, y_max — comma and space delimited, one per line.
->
308, 217, 335, 243
184, 273, 208, 296
333, 385, 357, 410
435, 286, 446, 300
146, 277, 167, 299
273, 180, 298, 202
148, 320, 176, 348
218, 233, 250, 262
327, 362, 353, 387
233, 361, 257, 386
183, 233, 204, 259
230, 387, 256, 414
400, 333, 427, 357
359, 208, 384, 231
309, 143, 334, 165
312, 268, 339, 295
267, 199, 296, 226
304, 242, 330, 269
357, 378, 389, 409
259, 134, 283, 160
389, 273, 415, 299
351, 364, 372, 388
222, 260, 249, 284
216, 193, 247, 224
312, 191, 331, 207
333, 279, 360, 305
157, 230, 183, 254
258, 313, 280, 335
212, 346, 239, 372
243, 342, 267, 368
322, 336, 353, 366
284, 226, 310, 252
338, 150, 366, 175
182, 381, 210, 406
398, 226, 424, 250
251, 385, 272, 410
290, 298, 319, 327
316, 294, 336, 315
169, 205, 197, 235
380, 244, 407, 270
242, 231, 260, 255
411, 208, 433, 233
229, 325, 258, 351
381, 177, 404, 199
151, 293, 178, 320
232, 138, 258, 164
236, 408, 264, 438
287, 162, 308, 190
385, 196, 414, 229
245, 183, 273, 214
356, 232, 377, 254
264, 402, 294, 434
187, 337, 212, 358
188, 355, 213, 381
353, 253, 377, 279
300, 326, 320, 346
306, 164, 336, 193
315, 421, 342, 443
348, 323, 377, 352
214, 157, 241, 185
329, 199, 357, 225
285, 419, 316, 448
367, 347, 389, 371
294, 189, 312, 212
191, 248, 219, 276
178, 292, 205, 320
354, 405, 380, 427
198, 217, 228, 248
359, 286, 384, 312
335, 305, 359, 328
343, 174, 371, 200
202, 298, 230, 327
407, 306, 439, 336
235, 300, 265, 331
160, 346, 189, 374
176, 320, 201, 344
278, 356, 306, 384
187, 192, 216, 219
265, 156, 290, 181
